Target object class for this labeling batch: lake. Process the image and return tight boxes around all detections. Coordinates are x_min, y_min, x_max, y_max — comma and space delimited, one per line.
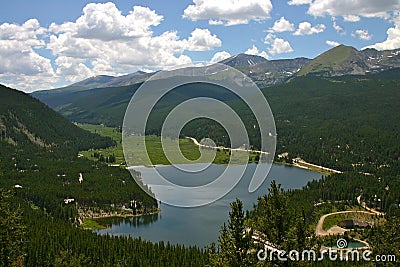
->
95, 163, 322, 248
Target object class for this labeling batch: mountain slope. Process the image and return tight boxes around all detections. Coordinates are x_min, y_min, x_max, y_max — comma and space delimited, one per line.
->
30, 56, 309, 110
71, 75, 116, 88
220, 53, 268, 67
297, 45, 400, 77
40, 81, 242, 127
182, 68, 400, 173
296, 45, 368, 76
362, 47, 400, 71
31, 71, 154, 108
71, 71, 154, 89
0, 84, 157, 221
237, 57, 310, 87
0, 84, 114, 152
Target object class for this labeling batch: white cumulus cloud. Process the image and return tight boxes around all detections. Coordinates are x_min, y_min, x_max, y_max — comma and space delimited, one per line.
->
271, 17, 295, 32
326, 40, 340, 47
210, 51, 231, 63
72, 4, 163, 40
353, 30, 372, 41
363, 21, 400, 50
306, 0, 400, 20
294, 22, 326, 35
0, 19, 57, 91
343, 15, 361, 22
183, 0, 273, 26
332, 19, 345, 35
264, 33, 294, 55
0, 3, 225, 90
187, 28, 222, 51
46, 3, 221, 83
245, 45, 269, 59
288, 0, 312, 5
54, 56, 93, 83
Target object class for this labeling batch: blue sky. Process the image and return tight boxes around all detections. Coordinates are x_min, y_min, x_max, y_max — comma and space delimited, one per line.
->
0, 0, 399, 92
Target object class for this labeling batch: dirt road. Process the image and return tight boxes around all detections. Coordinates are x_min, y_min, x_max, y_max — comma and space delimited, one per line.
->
316, 210, 376, 236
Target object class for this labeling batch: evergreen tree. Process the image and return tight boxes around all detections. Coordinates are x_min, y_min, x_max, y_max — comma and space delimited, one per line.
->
250, 181, 317, 266
0, 188, 26, 266
209, 199, 254, 266
368, 217, 400, 267
251, 181, 290, 246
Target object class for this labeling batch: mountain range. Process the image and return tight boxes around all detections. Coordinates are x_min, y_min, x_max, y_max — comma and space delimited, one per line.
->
29, 44, 400, 129
70, 71, 154, 90
32, 45, 400, 100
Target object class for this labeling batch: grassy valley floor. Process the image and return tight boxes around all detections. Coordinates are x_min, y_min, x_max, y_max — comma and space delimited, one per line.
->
78, 123, 338, 175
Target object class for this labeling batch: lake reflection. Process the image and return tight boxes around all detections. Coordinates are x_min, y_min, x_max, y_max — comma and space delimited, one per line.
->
96, 213, 159, 229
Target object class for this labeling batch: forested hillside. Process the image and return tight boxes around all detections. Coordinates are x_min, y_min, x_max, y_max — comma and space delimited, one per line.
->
0, 85, 210, 266
0, 85, 157, 217
1, 188, 207, 266
270, 69, 400, 173
182, 69, 400, 174
0, 84, 115, 154
209, 176, 400, 266
31, 80, 242, 127
204, 69, 400, 266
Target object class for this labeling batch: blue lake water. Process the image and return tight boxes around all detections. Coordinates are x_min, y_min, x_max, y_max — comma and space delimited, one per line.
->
95, 163, 322, 247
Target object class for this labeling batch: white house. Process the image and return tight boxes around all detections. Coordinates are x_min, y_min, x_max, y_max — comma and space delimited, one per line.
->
78, 173, 83, 183
64, 198, 75, 204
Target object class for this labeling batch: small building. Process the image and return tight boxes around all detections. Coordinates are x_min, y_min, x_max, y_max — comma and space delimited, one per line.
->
78, 173, 83, 183
338, 219, 369, 229
64, 198, 75, 204
278, 152, 289, 159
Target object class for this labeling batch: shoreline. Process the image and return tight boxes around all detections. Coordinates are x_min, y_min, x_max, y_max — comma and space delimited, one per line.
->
79, 208, 161, 230
186, 136, 342, 175
292, 158, 342, 174
274, 160, 334, 175
128, 156, 340, 175
83, 208, 161, 220
129, 160, 336, 175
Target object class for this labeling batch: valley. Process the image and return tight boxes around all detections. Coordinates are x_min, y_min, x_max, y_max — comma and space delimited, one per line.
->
3, 0, 400, 265
1, 45, 400, 266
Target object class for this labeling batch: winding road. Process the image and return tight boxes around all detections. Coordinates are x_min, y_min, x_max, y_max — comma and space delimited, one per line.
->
357, 195, 385, 216
186, 137, 269, 154
187, 136, 344, 175
293, 158, 342, 174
